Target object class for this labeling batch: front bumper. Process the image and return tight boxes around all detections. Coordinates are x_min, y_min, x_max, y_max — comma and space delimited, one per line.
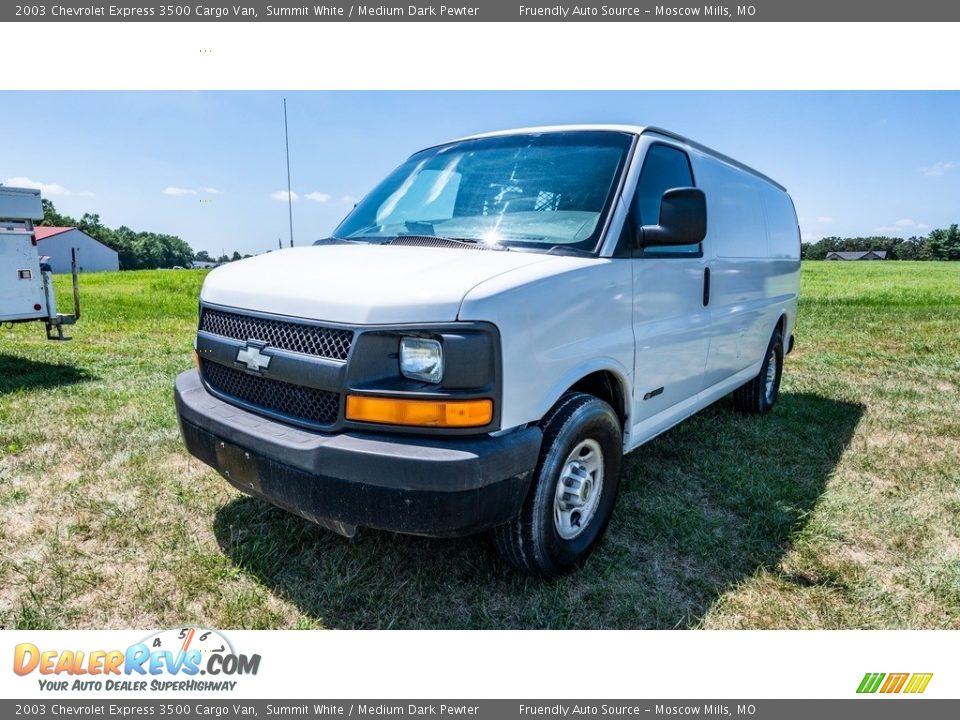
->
174, 370, 541, 537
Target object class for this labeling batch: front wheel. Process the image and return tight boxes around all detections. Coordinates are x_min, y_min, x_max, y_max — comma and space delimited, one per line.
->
491, 392, 622, 577
733, 327, 784, 415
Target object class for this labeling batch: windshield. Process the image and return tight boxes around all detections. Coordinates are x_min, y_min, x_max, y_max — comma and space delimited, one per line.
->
332, 131, 634, 253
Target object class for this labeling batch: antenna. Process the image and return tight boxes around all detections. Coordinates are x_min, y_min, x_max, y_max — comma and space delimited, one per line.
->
283, 97, 294, 248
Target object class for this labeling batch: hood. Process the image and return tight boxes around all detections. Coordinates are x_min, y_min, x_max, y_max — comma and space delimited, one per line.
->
199, 244, 557, 324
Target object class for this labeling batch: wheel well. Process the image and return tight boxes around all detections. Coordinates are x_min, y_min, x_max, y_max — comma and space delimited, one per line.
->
775, 313, 794, 353
569, 370, 627, 427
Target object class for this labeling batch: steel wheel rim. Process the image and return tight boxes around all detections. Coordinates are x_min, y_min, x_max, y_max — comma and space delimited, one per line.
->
553, 438, 604, 540
764, 347, 778, 403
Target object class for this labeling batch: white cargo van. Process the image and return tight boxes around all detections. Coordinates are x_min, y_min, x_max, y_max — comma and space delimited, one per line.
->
176, 126, 800, 576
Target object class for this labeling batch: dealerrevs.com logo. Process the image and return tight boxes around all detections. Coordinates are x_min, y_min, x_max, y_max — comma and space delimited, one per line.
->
13, 627, 261, 693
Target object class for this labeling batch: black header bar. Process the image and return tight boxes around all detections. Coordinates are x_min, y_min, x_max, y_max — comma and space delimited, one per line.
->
6, 0, 960, 22
1, 701, 960, 719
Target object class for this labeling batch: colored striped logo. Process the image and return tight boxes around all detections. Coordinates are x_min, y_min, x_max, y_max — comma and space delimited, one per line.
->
857, 672, 933, 694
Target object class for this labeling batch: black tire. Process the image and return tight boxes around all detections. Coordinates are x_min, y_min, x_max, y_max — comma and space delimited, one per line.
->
491, 392, 622, 577
733, 326, 784, 415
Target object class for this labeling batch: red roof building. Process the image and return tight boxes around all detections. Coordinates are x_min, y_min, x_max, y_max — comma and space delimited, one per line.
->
33, 226, 119, 273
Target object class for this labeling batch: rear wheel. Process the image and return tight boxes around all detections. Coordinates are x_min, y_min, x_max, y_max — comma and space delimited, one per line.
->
492, 392, 622, 577
733, 326, 784, 415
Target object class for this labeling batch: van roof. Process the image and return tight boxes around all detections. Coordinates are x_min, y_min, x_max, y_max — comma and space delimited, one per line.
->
444, 124, 787, 193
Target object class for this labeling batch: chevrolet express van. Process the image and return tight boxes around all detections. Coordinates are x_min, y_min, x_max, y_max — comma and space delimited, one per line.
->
175, 125, 800, 576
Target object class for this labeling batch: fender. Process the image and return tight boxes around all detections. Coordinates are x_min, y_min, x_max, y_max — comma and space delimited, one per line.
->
535, 359, 633, 442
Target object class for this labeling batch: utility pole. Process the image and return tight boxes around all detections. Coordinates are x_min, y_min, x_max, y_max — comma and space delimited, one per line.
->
283, 97, 294, 248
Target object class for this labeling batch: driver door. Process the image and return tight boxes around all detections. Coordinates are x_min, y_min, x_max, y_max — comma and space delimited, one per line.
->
629, 143, 711, 427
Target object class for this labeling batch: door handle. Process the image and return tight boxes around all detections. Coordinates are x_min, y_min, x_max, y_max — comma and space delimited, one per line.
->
702, 267, 711, 307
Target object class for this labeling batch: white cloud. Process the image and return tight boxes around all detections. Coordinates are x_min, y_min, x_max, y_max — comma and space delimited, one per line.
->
920, 161, 956, 177
874, 218, 931, 234
162, 186, 197, 196
164, 185, 222, 196
271, 190, 350, 204
895, 218, 929, 229
816, 216, 833, 224
5, 176, 93, 197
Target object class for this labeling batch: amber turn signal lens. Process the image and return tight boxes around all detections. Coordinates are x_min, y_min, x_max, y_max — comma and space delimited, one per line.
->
345, 395, 493, 428
193, 350, 201, 371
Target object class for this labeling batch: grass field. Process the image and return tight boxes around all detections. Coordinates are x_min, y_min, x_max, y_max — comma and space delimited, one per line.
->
1, 262, 958, 629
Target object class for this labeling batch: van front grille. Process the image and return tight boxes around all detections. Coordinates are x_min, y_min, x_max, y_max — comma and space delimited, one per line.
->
201, 359, 340, 428
200, 307, 353, 361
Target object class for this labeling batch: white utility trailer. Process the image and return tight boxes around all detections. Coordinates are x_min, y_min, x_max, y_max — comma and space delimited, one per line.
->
0, 186, 80, 340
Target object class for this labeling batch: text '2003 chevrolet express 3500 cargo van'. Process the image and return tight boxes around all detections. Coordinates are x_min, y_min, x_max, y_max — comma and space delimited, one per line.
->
175, 125, 801, 576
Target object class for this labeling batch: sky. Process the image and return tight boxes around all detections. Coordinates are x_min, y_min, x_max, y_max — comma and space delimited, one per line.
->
1, 91, 958, 256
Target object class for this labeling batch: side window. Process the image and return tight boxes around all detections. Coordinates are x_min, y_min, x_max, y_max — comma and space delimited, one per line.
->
634, 144, 699, 256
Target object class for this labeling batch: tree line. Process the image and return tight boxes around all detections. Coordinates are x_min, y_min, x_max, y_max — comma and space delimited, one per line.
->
802, 225, 960, 260
194, 250, 252, 264
41, 199, 195, 270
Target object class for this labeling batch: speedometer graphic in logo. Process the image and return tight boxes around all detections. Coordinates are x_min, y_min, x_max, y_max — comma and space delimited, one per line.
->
130, 626, 259, 679
141, 627, 234, 658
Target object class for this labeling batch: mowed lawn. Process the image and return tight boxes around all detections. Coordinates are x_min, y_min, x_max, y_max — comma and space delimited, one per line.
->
0, 262, 957, 629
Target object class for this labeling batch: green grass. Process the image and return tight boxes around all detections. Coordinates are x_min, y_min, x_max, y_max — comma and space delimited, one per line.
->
0, 262, 958, 629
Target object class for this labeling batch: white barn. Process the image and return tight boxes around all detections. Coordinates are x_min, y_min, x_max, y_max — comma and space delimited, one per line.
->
34, 226, 119, 273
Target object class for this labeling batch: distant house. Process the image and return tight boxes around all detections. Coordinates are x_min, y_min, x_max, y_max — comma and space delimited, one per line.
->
191, 260, 221, 269
824, 250, 888, 261
34, 226, 119, 273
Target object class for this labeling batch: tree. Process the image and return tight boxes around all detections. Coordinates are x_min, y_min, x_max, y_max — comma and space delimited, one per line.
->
895, 236, 921, 261
40, 198, 79, 228
928, 230, 945, 259
195, 250, 212, 262
231, 251, 242, 261
948, 225, 960, 261
927, 224, 960, 260
112, 226, 139, 270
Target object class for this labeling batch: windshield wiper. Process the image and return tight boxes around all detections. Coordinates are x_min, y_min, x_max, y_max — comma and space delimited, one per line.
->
545, 245, 595, 257
446, 236, 511, 251
389, 235, 510, 251
311, 236, 369, 246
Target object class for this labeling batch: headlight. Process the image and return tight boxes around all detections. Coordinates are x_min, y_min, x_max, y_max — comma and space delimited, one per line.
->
399, 337, 443, 384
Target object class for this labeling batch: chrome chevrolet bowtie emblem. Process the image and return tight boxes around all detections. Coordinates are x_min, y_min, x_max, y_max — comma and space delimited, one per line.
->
236, 344, 271, 372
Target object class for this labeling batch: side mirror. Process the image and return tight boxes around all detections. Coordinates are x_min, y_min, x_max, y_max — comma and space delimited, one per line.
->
639, 187, 707, 247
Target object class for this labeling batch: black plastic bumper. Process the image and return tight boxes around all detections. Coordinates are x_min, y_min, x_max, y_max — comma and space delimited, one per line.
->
174, 370, 541, 537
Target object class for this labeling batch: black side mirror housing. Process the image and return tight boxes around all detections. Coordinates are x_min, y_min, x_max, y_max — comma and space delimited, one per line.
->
639, 187, 707, 247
